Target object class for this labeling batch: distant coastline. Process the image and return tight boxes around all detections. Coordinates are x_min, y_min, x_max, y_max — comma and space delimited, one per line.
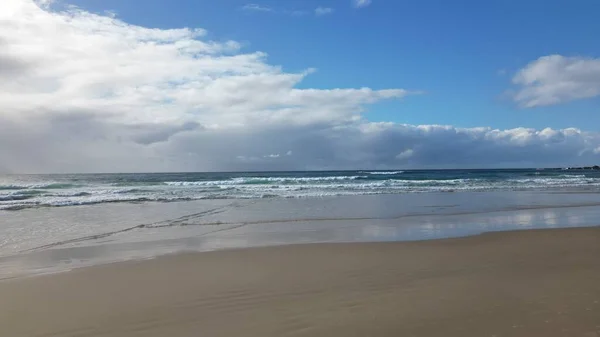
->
563, 165, 600, 170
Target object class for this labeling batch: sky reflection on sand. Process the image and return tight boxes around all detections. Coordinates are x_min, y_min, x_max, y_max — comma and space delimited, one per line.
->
2, 191, 600, 278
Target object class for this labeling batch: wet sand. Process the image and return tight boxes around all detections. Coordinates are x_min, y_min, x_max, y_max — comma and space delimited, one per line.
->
1, 227, 600, 337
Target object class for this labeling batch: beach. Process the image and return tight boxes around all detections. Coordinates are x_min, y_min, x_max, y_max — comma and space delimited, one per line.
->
2, 227, 599, 337
2, 174, 600, 336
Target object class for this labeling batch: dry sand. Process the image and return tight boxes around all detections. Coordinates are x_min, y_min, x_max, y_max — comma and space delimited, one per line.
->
1, 227, 600, 337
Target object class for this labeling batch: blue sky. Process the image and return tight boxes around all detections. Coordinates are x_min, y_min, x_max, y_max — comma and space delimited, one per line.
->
66, 0, 600, 130
2, 0, 600, 172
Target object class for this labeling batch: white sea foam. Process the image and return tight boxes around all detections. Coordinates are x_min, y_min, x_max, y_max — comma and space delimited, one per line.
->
164, 176, 365, 186
2, 172, 600, 210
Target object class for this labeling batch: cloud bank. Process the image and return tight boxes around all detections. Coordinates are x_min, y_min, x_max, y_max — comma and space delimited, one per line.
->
1, 0, 599, 173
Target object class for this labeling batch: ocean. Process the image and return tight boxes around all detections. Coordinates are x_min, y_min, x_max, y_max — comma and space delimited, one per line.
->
2, 169, 600, 211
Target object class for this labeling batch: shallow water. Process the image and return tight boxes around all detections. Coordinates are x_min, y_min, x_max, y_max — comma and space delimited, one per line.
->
1, 191, 600, 278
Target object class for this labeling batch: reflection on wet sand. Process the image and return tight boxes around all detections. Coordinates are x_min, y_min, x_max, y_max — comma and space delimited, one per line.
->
2, 191, 600, 279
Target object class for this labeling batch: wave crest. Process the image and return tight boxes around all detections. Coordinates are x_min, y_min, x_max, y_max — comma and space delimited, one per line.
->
363, 171, 404, 175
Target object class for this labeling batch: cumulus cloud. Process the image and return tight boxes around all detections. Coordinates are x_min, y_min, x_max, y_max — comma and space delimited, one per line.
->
353, 0, 372, 8
315, 7, 334, 16
1, 0, 599, 173
512, 55, 600, 107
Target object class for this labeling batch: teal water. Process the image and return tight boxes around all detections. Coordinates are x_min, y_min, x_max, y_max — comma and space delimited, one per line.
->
2, 169, 600, 211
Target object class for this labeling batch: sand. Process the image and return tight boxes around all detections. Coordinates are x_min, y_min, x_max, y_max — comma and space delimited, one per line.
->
1, 227, 600, 337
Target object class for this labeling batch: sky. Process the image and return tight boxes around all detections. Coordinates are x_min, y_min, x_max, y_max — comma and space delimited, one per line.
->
1, 0, 600, 173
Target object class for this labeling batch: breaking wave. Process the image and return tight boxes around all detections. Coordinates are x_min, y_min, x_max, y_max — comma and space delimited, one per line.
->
2, 169, 600, 210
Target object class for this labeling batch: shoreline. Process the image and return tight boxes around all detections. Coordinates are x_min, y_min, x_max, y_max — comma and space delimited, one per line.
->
4, 191, 600, 281
3, 187, 600, 213
2, 226, 599, 336
3, 196, 600, 281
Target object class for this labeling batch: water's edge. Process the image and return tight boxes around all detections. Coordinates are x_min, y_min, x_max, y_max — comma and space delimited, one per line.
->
2, 191, 600, 280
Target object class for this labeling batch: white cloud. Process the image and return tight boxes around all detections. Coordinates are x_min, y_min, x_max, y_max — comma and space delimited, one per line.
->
284, 9, 309, 17
0, 1, 410, 126
241, 4, 273, 12
353, 0, 372, 8
242, 4, 307, 16
396, 149, 414, 161
512, 55, 600, 107
33, 0, 53, 8
315, 7, 334, 16
1, 1, 599, 173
